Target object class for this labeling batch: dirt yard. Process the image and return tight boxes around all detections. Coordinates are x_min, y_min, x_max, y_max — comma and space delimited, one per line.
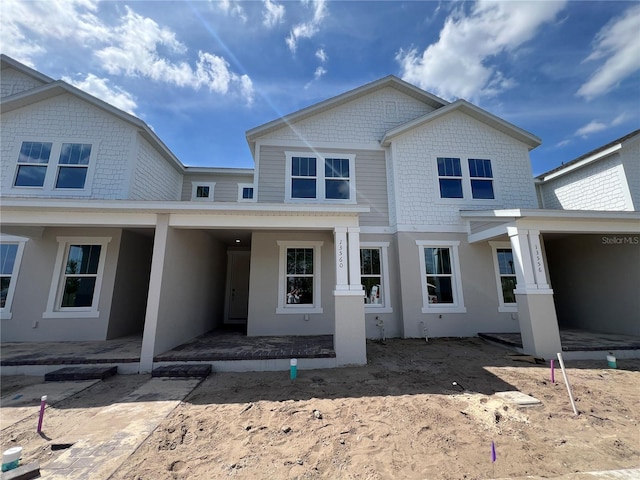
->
1, 338, 639, 479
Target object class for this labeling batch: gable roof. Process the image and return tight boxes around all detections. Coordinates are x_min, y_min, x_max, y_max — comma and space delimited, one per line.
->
245, 75, 449, 153
536, 129, 640, 182
381, 99, 541, 150
0, 54, 54, 85
0, 55, 184, 173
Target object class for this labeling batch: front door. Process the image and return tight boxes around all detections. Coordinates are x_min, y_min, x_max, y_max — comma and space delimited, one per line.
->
225, 251, 250, 324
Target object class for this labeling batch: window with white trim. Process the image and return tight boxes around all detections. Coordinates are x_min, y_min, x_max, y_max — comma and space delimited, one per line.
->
360, 242, 392, 313
238, 183, 255, 202
490, 241, 517, 312
191, 182, 215, 201
14, 142, 52, 187
0, 237, 27, 319
417, 240, 466, 313
56, 143, 92, 189
436, 156, 496, 201
276, 241, 323, 314
44, 237, 110, 318
285, 152, 356, 203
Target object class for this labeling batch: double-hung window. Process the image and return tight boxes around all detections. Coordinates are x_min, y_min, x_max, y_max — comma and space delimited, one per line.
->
490, 242, 517, 312
360, 243, 392, 313
437, 157, 463, 198
437, 156, 496, 201
276, 241, 323, 314
468, 158, 494, 199
417, 240, 466, 313
286, 152, 356, 203
14, 142, 52, 187
0, 237, 27, 319
56, 143, 92, 189
44, 237, 110, 318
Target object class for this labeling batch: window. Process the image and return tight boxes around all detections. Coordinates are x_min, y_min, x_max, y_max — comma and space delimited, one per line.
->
417, 240, 466, 313
285, 152, 356, 203
191, 182, 215, 201
0, 237, 27, 319
14, 142, 52, 187
56, 143, 91, 189
238, 183, 255, 202
490, 242, 517, 312
44, 237, 110, 318
360, 242, 393, 313
437, 157, 463, 198
276, 241, 323, 314
468, 158, 494, 199
436, 156, 497, 201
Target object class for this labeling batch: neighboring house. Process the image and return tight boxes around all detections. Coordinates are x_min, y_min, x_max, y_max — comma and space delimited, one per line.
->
1, 55, 638, 373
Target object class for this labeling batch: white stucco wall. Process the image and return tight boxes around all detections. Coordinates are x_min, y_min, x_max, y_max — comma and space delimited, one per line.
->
261, 87, 435, 145
540, 153, 633, 211
1, 68, 47, 98
391, 111, 538, 227
130, 134, 183, 200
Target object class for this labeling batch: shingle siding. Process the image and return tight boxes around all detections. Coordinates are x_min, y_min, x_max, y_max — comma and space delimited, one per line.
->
130, 135, 182, 200
1, 68, 47, 98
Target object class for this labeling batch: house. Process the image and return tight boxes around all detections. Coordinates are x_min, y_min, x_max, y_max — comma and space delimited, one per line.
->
1, 54, 638, 374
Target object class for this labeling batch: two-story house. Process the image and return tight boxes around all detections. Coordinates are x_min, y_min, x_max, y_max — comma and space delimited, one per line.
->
2, 54, 638, 374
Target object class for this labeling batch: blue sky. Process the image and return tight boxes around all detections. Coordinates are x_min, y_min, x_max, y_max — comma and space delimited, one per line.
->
2, 0, 639, 175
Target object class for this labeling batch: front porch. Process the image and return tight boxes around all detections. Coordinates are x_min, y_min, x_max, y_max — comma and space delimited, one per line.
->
479, 329, 640, 360
0, 331, 336, 375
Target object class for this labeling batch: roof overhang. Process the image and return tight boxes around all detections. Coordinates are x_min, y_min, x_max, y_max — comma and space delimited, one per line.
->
0, 198, 369, 232
461, 208, 640, 243
381, 99, 541, 150
1, 54, 54, 84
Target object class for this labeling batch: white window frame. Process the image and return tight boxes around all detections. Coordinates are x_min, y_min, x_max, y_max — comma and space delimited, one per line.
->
0, 236, 28, 320
360, 242, 393, 313
417, 240, 466, 314
238, 183, 256, 202
9, 139, 97, 196
191, 182, 216, 201
43, 236, 111, 319
435, 155, 498, 204
55, 143, 93, 190
285, 151, 356, 204
276, 240, 323, 314
490, 241, 518, 312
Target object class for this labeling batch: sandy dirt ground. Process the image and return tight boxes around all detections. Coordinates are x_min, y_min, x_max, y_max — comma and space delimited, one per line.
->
1, 338, 639, 479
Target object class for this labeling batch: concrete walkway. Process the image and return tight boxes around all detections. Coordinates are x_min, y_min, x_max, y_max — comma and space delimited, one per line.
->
41, 377, 201, 479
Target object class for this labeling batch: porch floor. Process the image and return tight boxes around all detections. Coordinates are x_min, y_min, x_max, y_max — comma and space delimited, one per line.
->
0, 331, 335, 368
478, 329, 640, 352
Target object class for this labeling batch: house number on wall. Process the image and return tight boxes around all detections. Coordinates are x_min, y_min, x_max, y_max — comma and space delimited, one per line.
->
338, 239, 344, 269
534, 244, 543, 273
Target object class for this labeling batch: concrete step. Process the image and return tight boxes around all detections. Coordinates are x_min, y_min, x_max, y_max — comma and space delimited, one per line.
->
44, 366, 117, 382
151, 364, 212, 378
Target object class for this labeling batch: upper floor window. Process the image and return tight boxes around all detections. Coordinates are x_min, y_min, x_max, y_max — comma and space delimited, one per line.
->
238, 183, 256, 202
56, 143, 92, 189
14, 142, 52, 187
11, 140, 95, 194
191, 182, 215, 201
437, 156, 496, 201
437, 157, 463, 198
417, 240, 466, 314
285, 152, 356, 203
468, 158, 494, 199
0, 237, 27, 319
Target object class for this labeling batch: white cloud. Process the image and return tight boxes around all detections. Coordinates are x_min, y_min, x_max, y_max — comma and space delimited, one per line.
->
315, 48, 328, 63
263, 0, 285, 28
396, 0, 566, 101
215, 0, 247, 23
575, 120, 607, 137
314, 66, 327, 80
577, 4, 640, 100
63, 73, 138, 115
286, 0, 327, 53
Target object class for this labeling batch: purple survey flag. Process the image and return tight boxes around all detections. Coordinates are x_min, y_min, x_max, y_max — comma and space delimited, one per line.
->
491, 441, 497, 462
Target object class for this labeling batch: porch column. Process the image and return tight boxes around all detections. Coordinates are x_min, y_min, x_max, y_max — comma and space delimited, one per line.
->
333, 227, 366, 366
140, 214, 170, 373
508, 227, 561, 359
